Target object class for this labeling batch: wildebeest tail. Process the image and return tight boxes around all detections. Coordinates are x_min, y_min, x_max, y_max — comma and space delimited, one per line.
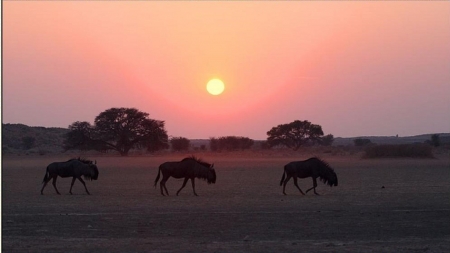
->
42, 167, 49, 184
154, 166, 162, 188
280, 168, 286, 186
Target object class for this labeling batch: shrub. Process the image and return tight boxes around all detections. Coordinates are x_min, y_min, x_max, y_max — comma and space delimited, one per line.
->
170, 137, 190, 151
320, 134, 334, 146
430, 134, 440, 147
22, 136, 36, 150
354, 138, 372, 147
260, 141, 271, 150
209, 137, 219, 151
364, 144, 433, 158
209, 136, 254, 151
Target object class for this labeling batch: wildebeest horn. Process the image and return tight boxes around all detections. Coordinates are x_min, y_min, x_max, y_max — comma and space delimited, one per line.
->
95, 160, 97, 165
210, 163, 214, 168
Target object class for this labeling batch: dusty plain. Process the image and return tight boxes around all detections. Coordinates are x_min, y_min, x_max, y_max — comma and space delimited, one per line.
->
2, 152, 450, 252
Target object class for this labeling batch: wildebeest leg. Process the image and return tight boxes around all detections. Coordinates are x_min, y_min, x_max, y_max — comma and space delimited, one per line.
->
160, 176, 170, 196
52, 177, 61, 195
41, 177, 52, 195
176, 178, 189, 196
305, 177, 319, 195
282, 175, 292, 195
77, 177, 90, 195
69, 177, 76, 195
163, 182, 169, 196
159, 182, 164, 196
191, 178, 198, 196
293, 176, 305, 195
160, 180, 167, 196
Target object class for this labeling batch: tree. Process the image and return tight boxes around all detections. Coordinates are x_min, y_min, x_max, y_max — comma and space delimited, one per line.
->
64, 108, 169, 156
266, 120, 324, 150
63, 121, 96, 151
170, 137, 190, 151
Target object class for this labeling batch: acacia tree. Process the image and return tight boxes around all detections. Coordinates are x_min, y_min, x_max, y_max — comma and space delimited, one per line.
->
64, 108, 169, 156
266, 120, 324, 150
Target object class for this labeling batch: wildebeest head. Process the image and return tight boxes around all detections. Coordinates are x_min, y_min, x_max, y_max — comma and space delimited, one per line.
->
318, 163, 338, 187
207, 164, 216, 184
329, 171, 338, 186
322, 169, 338, 187
87, 164, 99, 180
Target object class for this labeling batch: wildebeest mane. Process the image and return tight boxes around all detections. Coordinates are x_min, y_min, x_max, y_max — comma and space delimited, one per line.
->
66, 157, 94, 164
182, 155, 212, 168
310, 157, 337, 187
75, 157, 94, 164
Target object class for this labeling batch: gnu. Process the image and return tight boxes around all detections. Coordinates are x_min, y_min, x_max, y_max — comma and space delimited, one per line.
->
154, 156, 216, 196
40, 158, 99, 195
280, 157, 338, 195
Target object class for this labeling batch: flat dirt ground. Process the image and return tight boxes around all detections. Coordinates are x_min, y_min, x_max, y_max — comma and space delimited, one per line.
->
2, 152, 450, 252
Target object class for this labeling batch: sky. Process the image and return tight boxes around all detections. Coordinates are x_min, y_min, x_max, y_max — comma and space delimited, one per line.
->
2, 1, 450, 140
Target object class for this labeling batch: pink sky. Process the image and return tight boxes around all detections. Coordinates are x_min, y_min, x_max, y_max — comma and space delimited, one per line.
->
3, 1, 450, 139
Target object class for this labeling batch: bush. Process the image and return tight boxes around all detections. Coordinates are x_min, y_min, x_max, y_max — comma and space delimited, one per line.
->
320, 134, 334, 146
354, 138, 372, 147
209, 136, 254, 151
170, 137, 190, 151
22, 136, 36, 150
430, 134, 440, 147
260, 141, 271, 150
364, 144, 433, 158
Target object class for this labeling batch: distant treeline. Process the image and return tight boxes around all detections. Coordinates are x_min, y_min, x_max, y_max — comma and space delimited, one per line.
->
363, 144, 434, 158
2, 122, 449, 158
209, 136, 254, 151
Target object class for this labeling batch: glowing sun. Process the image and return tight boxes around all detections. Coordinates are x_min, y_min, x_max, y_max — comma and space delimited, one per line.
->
206, 79, 225, 95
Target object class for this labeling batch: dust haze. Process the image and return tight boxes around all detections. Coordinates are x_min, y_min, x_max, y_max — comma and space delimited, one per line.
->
2, 153, 450, 252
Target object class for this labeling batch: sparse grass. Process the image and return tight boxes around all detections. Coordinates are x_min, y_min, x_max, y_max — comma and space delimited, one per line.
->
2, 153, 450, 253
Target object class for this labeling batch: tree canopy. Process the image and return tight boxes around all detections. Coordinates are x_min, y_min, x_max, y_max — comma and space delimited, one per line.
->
266, 120, 324, 150
63, 108, 169, 156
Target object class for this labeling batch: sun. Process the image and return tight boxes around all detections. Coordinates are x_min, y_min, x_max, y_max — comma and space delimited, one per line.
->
206, 79, 225, 95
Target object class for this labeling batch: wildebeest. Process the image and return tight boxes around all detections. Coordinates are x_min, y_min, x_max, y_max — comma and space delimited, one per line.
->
40, 158, 99, 195
280, 157, 338, 195
154, 156, 216, 196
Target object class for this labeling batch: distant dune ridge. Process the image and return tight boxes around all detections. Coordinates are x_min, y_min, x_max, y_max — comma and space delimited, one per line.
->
2, 123, 449, 155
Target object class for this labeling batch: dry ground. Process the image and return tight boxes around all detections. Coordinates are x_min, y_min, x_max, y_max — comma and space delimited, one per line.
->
2, 152, 450, 252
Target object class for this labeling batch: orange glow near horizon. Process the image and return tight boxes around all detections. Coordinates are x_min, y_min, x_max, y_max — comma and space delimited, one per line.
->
3, 1, 450, 139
